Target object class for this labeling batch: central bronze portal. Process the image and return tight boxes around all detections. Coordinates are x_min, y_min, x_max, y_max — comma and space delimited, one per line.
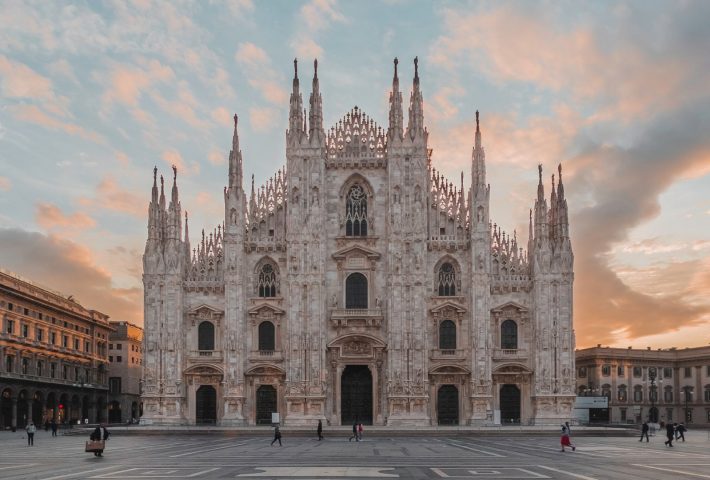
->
195, 385, 217, 425
340, 365, 372, 425
256, 385, 277, 425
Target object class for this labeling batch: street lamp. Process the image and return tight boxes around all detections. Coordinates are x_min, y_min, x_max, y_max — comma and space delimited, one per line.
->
683, 386, 692, 423
648, 367, 657, 423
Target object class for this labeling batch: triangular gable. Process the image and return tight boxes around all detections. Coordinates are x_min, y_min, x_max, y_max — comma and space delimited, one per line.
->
245, 364, 286, 376
429, 301, 467, 314
331, 244, 381, 260
187, 304, 224, 316
247, 303, 286, 316
490, 301, 528, 314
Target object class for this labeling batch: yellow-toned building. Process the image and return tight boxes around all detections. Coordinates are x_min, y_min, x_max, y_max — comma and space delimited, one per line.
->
0, 269, 111, 429
108, 321, 143, 423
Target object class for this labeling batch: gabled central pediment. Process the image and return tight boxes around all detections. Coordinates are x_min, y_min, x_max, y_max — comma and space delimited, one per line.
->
491, 301, 528, 313
326, 106, 386, 160
187, 304, 224, 322
248, 303, 286, 316
429, 301, 467, 314
331, 244, 381, 260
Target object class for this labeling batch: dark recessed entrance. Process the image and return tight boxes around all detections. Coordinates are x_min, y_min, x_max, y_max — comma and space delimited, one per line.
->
341, 365, 372, 425
500, 384, 521, 425
437, 385, 459, 425
195, 385, 217, 425
256, 385, 277, 425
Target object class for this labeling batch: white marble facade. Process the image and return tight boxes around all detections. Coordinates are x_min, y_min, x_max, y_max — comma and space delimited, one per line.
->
141, 58, 575, 427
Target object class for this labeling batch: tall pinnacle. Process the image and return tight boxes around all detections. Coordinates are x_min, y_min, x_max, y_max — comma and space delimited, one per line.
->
309, 58, 323, 141
388, 57, 403, 141
472, 110, 486, 195
407, 56, 424, 139
171, 164, 179, 205
228, 113, 243, 190
288, 58, 304, 139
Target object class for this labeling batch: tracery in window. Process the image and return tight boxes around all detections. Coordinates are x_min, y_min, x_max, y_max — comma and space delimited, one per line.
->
345, 184, 368, 236
437, 262, 456, 296
257, 262, 279, 297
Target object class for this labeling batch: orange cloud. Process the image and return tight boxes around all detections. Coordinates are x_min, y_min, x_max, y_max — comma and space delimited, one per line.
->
235, 42, 288, 106
78, 176, 145, 218
208, 148, 224, 166
0, 229, 143, 326
35, 203, 96, 230
249, 107, 278, 132
101, 59, 174, 108
0, 54, 56, 102
211, 107, 232, 126
10, 104, 104, 143
0, 176, 11, 192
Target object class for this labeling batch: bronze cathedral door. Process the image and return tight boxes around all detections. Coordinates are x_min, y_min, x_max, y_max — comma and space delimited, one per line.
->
341, 365, 372, 425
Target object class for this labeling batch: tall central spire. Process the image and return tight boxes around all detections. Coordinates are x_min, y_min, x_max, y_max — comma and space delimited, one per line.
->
388, 57, 403, 142
309, 59, 324, 143
472, 110, 486, 195
288, 58, 304, 140
228, 114, 243, 190
407, 56, 424, 140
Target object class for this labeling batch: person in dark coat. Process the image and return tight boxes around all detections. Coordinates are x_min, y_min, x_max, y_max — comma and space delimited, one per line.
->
639, 421, 649, 442
89, 424, 110, 456
317, 420, 323, 440
676, 423, 686, 442
349, 421, 359, 442
50, 419, 57, 437
664, 422, 674, 447
270, 426, 282, 446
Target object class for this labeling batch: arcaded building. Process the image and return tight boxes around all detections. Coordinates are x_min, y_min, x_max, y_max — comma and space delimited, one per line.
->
141, 59, 575, 426
0, 269, 111, 428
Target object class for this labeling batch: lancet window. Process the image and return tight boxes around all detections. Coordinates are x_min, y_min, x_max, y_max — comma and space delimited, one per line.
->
345, 184, 368, 236
500, 320, 518, 350
439, 320, 456, 350
258, 321, 275, 351
345, 273, 368, 309
437, 262, 456, 296
257, 262, 279, 298
198, 321, 215, 351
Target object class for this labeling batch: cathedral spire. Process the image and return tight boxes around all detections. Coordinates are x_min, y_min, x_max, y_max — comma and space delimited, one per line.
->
249, 174, 257, 215
406, 56, 424, 140
228, 114, 243, 190
288, 58, 304, 141
184, 211, 191, 261
557, 163, 570, 241
159, 174, 165, 211
388, 57, 403, 142
171, 164, 179, 206
550, 173, 558, 241
472, 110, 486, 196
309, 59, 324, 143
534, 164, 548, 247
151, 166, 158, 204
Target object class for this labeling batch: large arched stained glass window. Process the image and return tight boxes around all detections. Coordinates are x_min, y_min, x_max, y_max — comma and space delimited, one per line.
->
198, 321, 215, 351
258, 321, 275, 351
258, 263, 278, 297
437, 262, 456, 296
345, 273, 368, 309
500, 320, 518, 350
439, 320, 456, 350
345, 185, 368, 236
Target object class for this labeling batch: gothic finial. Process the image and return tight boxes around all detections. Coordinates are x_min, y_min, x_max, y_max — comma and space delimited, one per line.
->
558, 163, 562, 181
172, 164, 177, 182
394, 57, 398, 79
552, 174, 555, 189
294, 58, 298, 79
233, 113, 238, 127
476, 110, 480, 132
314, 58, 318, 79
153, 166, 157, 182
414, 56, 419, 79
538, 164, 543, 183
160, 174, 164, 188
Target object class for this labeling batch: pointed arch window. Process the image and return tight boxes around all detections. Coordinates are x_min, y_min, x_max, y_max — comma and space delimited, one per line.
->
439, 320, 456, 350
258, 263, 278, 297
345, 273, 368, 309
198, 321, 215, 351
500, 320, 518, 350
258, 321, 275, 351
345, 184, 368, 236
437, 262, 456, 296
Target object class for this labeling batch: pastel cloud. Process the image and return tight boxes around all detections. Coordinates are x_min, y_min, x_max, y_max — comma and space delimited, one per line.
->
211, 107, 233, 126
289, 0, 346, 61
249, 107, 279, 132
78, 176, 145, 218
9, 104, 104, 143
0, 228, 142, 325
0, 177, 11, 192
235, 42, 288, 107
101, 59, 174, 109
208, 148, 224, 166
35, 203, 96, 230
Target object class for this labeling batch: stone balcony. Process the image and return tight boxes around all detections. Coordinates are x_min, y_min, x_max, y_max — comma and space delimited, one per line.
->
427, 235, 469, 251
430, 348, 467, 361
492, 348, 528, 361
329, 308, 384, 329
188, 350, 223, 362
248, 350, 284, 363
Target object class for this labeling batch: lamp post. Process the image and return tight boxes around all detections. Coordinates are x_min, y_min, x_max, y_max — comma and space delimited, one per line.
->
683, 386, 692, 423
648, 367, 657, 423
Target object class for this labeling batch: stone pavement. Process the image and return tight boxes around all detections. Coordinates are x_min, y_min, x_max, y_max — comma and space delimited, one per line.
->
1, 429, 709, 479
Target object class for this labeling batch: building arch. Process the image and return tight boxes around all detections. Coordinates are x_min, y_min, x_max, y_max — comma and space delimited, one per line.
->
198, 321, 215, 351
340, 174, 374, 237
254, 256, 280, 298
345, 272, 368, 309
500, 319, 518, 349
433, 256, 462, 296
258, 321, 275, 351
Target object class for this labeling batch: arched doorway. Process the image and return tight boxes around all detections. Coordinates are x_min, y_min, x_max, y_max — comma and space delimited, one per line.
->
500, 384, 521, 425
341, 365, 372, 425
649, 406, 659, 423
32, 392, 43, 426
1, 389, 13, 428
82, 396, 90, 422
46, 393, 56, 422
108, 401, 122, 423
195, 385, 217, 425
131, 401, 138, 422
17, 390, 29, 428
256, 385, 277, 425
437, 385, 459, 425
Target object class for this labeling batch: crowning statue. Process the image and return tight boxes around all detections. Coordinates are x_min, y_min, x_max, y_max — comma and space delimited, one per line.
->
142, 58, 575, 426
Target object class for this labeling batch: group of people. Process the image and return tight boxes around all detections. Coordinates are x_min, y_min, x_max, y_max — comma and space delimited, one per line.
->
349, 421, 364, 442
640, 420, 687, 446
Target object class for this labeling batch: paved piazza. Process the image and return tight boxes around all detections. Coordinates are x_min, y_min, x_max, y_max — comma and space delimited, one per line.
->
1, 431, 710, 479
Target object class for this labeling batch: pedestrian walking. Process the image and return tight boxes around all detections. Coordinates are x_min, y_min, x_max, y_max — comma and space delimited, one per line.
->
44, 420, 49, 432
317, 420, 323, 440
25, 422, 36, 446
560, 425, 575, 452
639, 421, 649, 442
270, 426, 282, 446
88, 424, 110, 457
676, 423, 686, 442
664, 422, 674, 447
358, 423, 364, 441
349, 421, 359, 442
50, 419, 57, 437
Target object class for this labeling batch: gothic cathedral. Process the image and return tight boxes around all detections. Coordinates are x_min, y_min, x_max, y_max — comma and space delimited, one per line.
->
141, 58, 575, 426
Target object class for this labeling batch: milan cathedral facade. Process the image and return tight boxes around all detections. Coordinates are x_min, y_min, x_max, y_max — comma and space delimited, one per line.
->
141, 58, 575, 426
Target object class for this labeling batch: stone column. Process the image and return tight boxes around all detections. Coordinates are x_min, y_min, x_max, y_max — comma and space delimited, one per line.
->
11, 398, 17, 430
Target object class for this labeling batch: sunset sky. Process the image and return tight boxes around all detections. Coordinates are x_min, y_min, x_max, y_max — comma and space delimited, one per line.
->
1, 0, 709, 349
